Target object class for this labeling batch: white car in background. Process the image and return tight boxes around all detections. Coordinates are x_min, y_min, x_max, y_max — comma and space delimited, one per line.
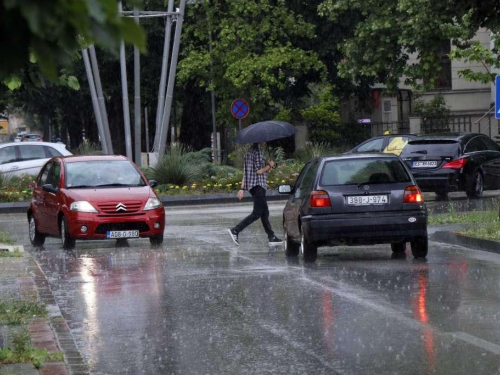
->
0, 142, 72, 176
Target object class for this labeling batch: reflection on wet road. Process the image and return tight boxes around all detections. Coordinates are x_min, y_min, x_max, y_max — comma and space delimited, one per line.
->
2, 202, 500, 374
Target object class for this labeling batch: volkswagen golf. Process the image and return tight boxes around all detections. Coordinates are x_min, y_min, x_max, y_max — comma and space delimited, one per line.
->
280, 154, 428, 262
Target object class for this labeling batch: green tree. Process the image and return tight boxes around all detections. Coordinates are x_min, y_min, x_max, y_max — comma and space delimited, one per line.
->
318, 0, 500, 90
178, 0, 326, 133
0, 0, 145, 85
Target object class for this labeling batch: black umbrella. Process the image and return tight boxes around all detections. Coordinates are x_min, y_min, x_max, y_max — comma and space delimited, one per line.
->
235, 120, 296, 144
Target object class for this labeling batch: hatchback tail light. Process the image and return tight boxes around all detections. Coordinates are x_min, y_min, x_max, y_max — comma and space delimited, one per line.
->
442, 158, 466, 169
310, 190, 331, 207
404, 186, 423, 203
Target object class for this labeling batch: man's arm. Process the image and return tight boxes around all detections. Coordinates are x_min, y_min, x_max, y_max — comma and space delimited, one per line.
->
257, 159, 275, 174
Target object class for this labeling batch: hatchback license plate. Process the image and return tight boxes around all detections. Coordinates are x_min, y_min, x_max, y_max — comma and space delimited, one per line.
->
412, 161, 437, 168
107, 230, 139, 239
347, 195, 388, 206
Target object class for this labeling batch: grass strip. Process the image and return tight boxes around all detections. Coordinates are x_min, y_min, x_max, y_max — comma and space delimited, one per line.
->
0, 231, 15, 245
428, 210, 497, 225
0, 249, 23, 258
0, 300, 47, 325
459, 220, 500, 242
0, 329, 64, 369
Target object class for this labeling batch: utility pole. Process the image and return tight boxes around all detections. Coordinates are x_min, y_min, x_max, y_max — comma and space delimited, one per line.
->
89, 45, 113, 154
82, 48, 108, 154
119, 2, 133, 159
134, 8, 142, 165
154, 0, 174, 153
158, 0, 186, 156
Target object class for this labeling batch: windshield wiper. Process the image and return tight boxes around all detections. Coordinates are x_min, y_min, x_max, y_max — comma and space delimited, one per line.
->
411, 150, 427, 154
68, 185, 94, 189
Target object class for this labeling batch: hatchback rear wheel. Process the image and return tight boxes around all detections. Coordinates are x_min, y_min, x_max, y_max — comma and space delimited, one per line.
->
410, 237, 428, 259
29, 215, 45, 247
284, 228, 299, 257
391, 241, 406, 253
301, 224, 317, 262
60, 216, 75, 250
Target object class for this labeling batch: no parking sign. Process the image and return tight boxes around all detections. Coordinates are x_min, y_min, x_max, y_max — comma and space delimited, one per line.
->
231, 99, 249, 119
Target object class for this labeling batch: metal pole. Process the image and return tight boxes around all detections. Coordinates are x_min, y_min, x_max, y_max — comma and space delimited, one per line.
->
82, 48, 108, 153
119, 2, 133, 159
134, 8, 142, 165
239, 119, 241, 132
89, 45, 114, 154
158, 0, 186, 156
145, 107, 150, 152
154, 0, 174, 152
208, 16, 218, 164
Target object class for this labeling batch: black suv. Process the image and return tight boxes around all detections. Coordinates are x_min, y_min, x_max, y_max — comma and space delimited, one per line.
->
279, 154, 428, 262
399, 133, 500, 198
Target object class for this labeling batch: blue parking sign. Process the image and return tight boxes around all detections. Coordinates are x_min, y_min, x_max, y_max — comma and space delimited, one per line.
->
496, 76, 500, 119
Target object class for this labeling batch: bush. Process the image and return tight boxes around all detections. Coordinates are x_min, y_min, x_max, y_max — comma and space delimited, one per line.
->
228, 145, 250, 169
149, 144, 204, 185
72, 140, 103, 155
293, 142, 343, 163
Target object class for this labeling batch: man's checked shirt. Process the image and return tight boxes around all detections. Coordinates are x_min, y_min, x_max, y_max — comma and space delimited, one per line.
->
242, 146, 268, 191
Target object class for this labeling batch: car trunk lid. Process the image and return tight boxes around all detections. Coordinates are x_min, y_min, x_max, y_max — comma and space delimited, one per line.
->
400, 140, 461, 171
315, 157, 414, 214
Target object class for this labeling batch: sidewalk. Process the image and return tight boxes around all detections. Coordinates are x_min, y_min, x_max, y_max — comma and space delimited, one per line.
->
0, 248, 88, 375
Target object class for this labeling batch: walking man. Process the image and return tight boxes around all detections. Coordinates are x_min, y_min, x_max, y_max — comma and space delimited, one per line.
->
228, 142, 283, 246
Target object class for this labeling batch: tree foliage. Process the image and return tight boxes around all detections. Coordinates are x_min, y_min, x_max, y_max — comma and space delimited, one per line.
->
319, 0, 500, 90
0, 0, 146, 84
178, 0, 326, 128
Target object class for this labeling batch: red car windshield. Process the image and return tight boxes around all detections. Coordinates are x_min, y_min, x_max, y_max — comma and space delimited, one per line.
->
65, 160, 146, 188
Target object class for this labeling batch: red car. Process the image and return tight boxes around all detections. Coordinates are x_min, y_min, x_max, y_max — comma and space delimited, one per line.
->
28, 155, 165, 249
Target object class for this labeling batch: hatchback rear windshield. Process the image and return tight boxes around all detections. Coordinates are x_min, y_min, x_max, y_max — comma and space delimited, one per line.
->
320, 158, 411, 186
401, 140, 460, 158
65, 160, 146, 188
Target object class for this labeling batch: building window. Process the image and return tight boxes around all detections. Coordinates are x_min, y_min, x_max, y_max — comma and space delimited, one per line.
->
435, 40, 452, 90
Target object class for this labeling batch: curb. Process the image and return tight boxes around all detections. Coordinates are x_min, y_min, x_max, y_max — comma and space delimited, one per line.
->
0, 191, 290, 214
25, 253, 90, 374
430, 231, 500, 255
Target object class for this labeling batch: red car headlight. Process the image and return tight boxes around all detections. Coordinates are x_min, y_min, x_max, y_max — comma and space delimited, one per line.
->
144, 198, 162, 211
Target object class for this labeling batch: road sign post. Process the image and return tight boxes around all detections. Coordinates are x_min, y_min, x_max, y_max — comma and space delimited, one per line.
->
496, 76, 500, 120
231, 99, 249, 132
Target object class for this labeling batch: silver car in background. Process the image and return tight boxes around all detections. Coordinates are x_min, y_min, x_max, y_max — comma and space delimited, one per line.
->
0, 142, 72, 176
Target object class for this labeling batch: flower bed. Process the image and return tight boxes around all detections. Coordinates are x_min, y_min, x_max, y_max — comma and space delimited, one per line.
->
0, 176, 35, 202
0, 162, 303, 202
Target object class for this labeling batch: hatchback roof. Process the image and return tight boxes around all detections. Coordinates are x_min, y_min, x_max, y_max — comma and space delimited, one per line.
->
60, 155, 129, 163
0, 141, 67, 148
408, 132, 480, 143
321, 153, 401, 162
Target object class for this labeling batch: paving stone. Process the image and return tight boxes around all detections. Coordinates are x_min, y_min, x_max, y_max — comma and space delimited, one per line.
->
39, 363, 67, 375
0, 363, 38, 375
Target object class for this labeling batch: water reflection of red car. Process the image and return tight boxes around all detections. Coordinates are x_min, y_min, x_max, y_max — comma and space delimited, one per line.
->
27, 155, 165, 249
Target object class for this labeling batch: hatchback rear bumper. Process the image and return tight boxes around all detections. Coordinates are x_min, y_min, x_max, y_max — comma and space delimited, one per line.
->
302, 210, 427, 246
411, 169, 463, 192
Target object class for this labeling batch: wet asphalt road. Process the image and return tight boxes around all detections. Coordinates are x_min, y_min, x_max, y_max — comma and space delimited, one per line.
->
2, 201, 500, 375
